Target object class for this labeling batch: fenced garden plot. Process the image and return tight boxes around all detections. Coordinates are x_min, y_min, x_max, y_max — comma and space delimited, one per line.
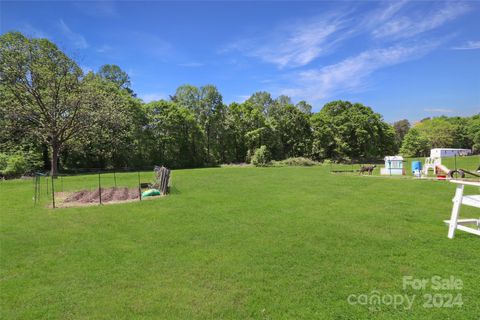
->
32, 168, 169, 208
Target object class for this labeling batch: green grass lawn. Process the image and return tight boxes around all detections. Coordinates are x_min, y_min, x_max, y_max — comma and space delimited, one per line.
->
1, 165, 479, 319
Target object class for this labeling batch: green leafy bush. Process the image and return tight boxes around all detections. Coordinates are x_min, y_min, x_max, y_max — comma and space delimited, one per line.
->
251, 146, 271, 167
2, 154, 27, 178
275, 157, 318, 166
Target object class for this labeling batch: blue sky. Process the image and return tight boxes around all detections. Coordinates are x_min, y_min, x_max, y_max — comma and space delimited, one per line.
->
1, 1, 479, 122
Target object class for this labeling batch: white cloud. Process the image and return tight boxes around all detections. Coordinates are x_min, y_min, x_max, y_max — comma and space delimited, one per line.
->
58, 19, 88, 49
452, 40, 480, 50
224, 11, 351, 68
224, 2, 469, 70
424, 108, 454, 113
370, 1, 408, 23
282, 42, 438, 101
372, 2, 470, 39
140, 93, 167, 103
220, 1, 470, 102
222, 1, 472, 101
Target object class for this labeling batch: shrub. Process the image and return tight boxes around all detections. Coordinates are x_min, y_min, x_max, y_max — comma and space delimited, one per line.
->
2, 154, 27, 178
277, 157, 318, 166
251, 146, 271, 167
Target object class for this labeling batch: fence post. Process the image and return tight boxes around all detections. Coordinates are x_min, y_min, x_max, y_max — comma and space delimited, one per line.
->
37, 176, 40, 203
98, 172, 102, 205
113, 169, 117, 188
33, 175, 37, 206
51, 175, 56, 208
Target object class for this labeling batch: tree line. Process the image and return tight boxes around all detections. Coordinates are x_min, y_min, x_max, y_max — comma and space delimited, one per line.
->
0, 32, 478, 176
398, 116, 480, 157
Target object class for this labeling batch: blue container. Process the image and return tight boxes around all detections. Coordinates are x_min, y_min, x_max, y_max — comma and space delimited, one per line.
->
412, 161, 422, 172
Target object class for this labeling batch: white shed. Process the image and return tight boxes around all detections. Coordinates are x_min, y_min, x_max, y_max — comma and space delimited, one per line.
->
381, 156, 405, 175
430, 148, 471, 158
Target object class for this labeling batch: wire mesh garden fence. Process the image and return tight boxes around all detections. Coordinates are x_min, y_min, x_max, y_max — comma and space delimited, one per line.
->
32, 167, 167, 208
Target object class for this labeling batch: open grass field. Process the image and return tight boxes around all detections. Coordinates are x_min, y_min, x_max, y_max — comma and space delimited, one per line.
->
1, 158, 480, 319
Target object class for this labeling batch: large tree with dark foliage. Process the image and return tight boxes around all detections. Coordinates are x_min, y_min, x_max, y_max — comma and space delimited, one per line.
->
393, 119, 410, 149
311, 100, 396, 161
0, 32, 88, 175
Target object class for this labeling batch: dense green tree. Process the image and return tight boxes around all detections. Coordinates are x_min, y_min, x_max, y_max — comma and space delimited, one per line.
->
0, 32, 88, 175
198, 85, 224, 163
0, 84, 44, 166
245, 91, 274, 115
173, 84, 225, 163
311, 111, 336, 160
268, 102, 311, 159
467, 115, 480, 153
275, 95, 292, 107
97, 64, 135, 97
399, 115, 480, 156
418, 117, 456, 148
393, 119, 410, 149
172, 85, 200, 109
98, 64, 131, 90
447, 116, 477, 149
244, 118, 280, 161
311, 101, 396, 161
224, 102, 265, 162
62, 72, 144, 169
144, 100, 204, 168
399, 128, 430, 157
295, 100, 312, 115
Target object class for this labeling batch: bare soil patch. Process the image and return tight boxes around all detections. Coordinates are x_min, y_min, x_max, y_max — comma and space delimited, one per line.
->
54, 187, 158, 208
66, 187, 141, 203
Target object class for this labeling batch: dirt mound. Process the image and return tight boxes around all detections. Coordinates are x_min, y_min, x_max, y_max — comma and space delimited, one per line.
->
64, 187, 141, 204
65, 190, 88, 202
101, 187, 116, 202
129, 188, 140, 199
85, 189, 100, 203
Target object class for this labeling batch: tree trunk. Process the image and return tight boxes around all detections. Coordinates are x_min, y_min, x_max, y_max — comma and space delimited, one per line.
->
42, 144, 51, 171
51, 145, 60, 177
